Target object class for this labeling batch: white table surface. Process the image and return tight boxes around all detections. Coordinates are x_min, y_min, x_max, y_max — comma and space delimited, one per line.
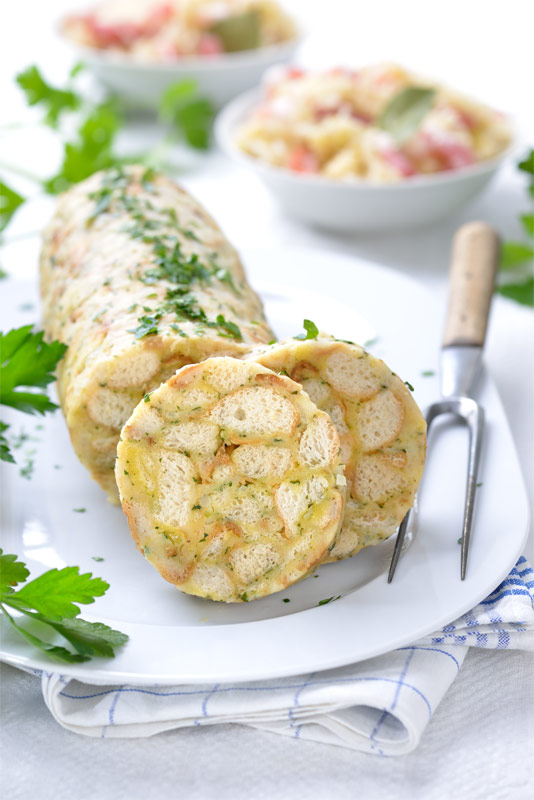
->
1, 1, 533, 798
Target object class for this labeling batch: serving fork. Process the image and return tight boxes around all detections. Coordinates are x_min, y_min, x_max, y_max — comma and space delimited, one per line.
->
388, 221, 500, 582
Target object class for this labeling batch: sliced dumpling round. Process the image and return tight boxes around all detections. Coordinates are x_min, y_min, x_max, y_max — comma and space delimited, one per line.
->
116, 357, 345, 602
245, 337, 426, 560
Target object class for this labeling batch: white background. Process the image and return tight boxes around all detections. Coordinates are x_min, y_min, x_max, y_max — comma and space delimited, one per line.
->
0, 1, 533, 798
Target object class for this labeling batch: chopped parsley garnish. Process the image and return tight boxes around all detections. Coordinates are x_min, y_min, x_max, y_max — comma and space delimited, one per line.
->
87, 166, 129, 223
404, 381, 415, 392
141, 240, 211, 286
294, 319, 319, 341
86, 171, 243, 340
215, 314, 242, 340
0, 549, 128, 663
363, 336, 379, 349
317, 595, 341, 606
19, 457, 34, 480
141, 167, 157, 191
131, 315, 161, 339
211, 264, 241, 295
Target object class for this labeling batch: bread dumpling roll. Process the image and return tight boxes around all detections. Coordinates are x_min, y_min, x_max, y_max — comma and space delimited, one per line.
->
245, 337, 426, 560
40, 166, 274, 501
115, 357, 346, 602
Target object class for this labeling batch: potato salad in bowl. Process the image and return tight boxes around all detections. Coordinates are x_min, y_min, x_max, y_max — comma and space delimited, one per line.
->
217, 62, 514, 230
234, 63, 512, 183
61, 0, 299, 108
62, 0, 296, 61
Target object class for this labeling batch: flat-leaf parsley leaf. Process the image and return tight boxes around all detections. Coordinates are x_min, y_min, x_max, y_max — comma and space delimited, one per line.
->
0, 549, 128, 663
0, 181, 25, 234
0, 325, 67, 462
16, 65, 81, 128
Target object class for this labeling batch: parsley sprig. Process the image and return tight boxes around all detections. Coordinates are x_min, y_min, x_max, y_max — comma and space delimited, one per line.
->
159, 80, 214, 150
0, 550, 128, 663
0, 325, 67, 462
44, 101, 122, 195
0, 65, 216, 259
16, 64, 82, 128
497, 149, 534, 307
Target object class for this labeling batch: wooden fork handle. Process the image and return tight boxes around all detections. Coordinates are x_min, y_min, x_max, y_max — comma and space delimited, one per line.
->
443, 222, 500, 348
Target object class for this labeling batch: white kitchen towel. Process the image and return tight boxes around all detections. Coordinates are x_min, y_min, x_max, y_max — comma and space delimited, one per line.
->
37, 556, 534, 755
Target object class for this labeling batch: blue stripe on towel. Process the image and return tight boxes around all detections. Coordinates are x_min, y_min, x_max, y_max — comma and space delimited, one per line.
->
60, 676, 433, 718
397, 646, 461, 671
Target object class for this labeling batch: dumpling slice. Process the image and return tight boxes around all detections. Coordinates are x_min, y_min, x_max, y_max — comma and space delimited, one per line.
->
116, 357, 345, 602
245, 337, 426, 560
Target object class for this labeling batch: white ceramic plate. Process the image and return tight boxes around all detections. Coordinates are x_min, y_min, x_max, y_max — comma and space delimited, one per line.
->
216, 89, 516, 231
0, 248, 529, 685
69, 39, 300, 109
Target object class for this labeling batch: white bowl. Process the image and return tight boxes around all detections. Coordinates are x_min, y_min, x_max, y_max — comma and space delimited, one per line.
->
216, 88, 515, 232
74, 39, 300, 109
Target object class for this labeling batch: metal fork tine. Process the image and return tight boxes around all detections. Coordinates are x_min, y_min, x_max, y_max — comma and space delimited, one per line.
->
387, 510, 411, 583
388, 397, 484, 583
460, 405, 485, 579
388, 408, 438, 582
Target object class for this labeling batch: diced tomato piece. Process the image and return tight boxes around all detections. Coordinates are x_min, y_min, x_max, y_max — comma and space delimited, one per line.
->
314, 105, 371, 125
197, 33, 224, 55
453, 108, 477, 131
351, 110, 372, 125
87, 4, 173, 48
422, 133, 475, 170
436, 141, 475, 169
89, 18, 143, 47
381, 148, 416, 177
285, 67, 305, 80
374, 71, 402, 87
287, 145, 318, 173
314, 105, 341, 121
327, 67, 359, 79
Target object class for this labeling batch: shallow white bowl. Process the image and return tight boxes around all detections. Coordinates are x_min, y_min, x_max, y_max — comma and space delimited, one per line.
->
216, 88, 515, 232
74, 39, 300, 109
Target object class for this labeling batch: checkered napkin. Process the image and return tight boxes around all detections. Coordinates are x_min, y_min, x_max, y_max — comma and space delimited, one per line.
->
37, 557, 533, 755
